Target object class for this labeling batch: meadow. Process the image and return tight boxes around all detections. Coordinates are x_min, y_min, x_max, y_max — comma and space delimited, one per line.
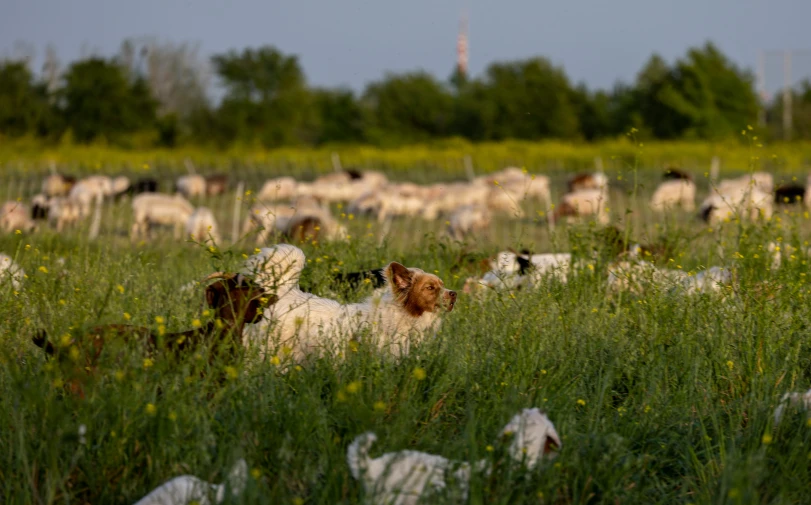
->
3, 143, 811, 504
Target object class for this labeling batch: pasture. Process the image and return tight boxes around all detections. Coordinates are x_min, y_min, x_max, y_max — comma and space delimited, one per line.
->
2, 152, 811, 504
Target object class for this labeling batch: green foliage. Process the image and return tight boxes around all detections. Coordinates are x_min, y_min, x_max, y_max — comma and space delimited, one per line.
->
59, 58, 157, 143
0, 61, 53, 137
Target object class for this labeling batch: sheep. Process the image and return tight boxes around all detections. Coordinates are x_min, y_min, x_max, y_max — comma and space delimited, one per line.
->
716, 172, 774, 195
447, 204, 492, 241
774, 183, 805, 205
650, 178, 696, 212
47, 197, 87, 232
297, 170, 388, 203
0, 253, 24, 291
0, 201, 37, 233
110, 176, 131, 199
185, 207, 221, 244
131, 193, 195, 240
69, 176, 112, 216
284, 213, 347, 243
41, 173, 76, 197
257, 176, 298, 201
132, 459, 248, 505
476, 168, 552, 207
699, 185, 772, 224
176, 174, 207, 198
773, 389, 811, 425
552, 187, 610, 225
243, 197, 335, 244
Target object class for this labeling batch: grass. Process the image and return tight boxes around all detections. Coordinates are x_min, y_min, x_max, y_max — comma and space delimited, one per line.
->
3, 157, 811, 504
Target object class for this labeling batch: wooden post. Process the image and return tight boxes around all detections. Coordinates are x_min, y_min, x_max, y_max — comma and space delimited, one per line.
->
88, 194, 103, 240
710, 156, 720, 184
184, 158, 196, 175
463, 155, 475, 181
331, 152, 342, 172
232, 181, 245, 244
594, 156, 604, 174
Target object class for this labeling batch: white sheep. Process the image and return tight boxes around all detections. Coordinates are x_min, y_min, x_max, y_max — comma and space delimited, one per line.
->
0, 253, 24, 291
132, 459, 247, 505
257, 176, 298, 201
650, 179, 696, 212
699, 185, 772, 224
176, 174, 207, 198
47, 197, 87, 232
131, 193, 195, 240
41, 174, 75, 197
0, 201, 37, 233
553, 187, 610, 225
447, 204, 492, 240
774, 389, 811, 425
185, 207, 221, 244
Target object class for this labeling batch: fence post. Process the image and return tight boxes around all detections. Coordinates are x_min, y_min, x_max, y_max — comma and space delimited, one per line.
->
594, 156, 604, 174
463, 155, 475, 181
710, 156, 720, 185
232, 181, 245, 244
88, 194, 103, 240
331, 152, 342, 173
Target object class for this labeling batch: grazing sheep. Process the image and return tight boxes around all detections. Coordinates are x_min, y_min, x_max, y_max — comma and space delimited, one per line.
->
774, 389, 811, 425
47, 197, 87, 232
257, 176, 298, 201
131, 193, 195, 240
447, 204, 492, 240
499, 408, 562, 469
244, 197, 330, 244
185, 207, 221, 244
699, 185, 772, 224
130, 178, 160, 196
552, 187, 610, 225
42, 173, 76, 197
716, 172, 774, 195
0, 201, 37, 233
133, 459, 248, 505
176, 174, 207, 198
0, 253, 24, 291
110, 176, 131, 199
284, 213, 347, 243
650, 179, 696, 212
468, 250, 573, 292
69, 176, 112, 216
663, 167, 693, 181
297, 170, 388, 203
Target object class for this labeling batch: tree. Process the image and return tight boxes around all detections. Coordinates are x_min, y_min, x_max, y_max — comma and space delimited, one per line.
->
60, 57, 157, 143
212, 46, 315, 147
655, 43, 758, 139
312, 88, 365, 145
454, 58, 579, 141
0, 60, 52, 137
362, 72, 454, 145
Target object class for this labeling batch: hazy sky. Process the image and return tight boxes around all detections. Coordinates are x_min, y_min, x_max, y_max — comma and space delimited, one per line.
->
3, 0, 811, 97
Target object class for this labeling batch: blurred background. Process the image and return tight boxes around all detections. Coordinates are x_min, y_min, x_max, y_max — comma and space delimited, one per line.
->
1, 0, 810, 152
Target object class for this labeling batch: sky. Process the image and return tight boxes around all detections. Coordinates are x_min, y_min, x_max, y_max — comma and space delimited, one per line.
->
3, 0, 811, 98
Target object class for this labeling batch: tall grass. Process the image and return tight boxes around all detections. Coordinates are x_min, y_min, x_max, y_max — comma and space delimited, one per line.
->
3, 156, 811, 504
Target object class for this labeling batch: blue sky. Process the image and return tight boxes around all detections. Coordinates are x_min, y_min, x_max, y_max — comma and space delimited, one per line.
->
3, 0, 810, 97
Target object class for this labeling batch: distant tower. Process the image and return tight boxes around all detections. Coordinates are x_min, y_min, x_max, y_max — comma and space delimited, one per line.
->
456, 12, 469, 78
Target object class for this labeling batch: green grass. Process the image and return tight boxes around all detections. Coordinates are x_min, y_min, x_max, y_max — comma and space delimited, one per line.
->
3, 164, 811, 504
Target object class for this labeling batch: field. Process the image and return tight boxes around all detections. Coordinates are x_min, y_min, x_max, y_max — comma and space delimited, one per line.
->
3, 144, 811, 504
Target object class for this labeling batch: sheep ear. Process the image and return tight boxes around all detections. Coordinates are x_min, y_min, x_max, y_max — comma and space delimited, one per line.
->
386, 262, 412, 293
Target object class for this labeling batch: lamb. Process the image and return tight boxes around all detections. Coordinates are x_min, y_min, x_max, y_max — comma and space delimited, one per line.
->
447, 204, 492, 241
131, 193, 196, 240
650, 178, 696, 212
0, 201, 37, 233
244, 197, 341, 244
132, 459, 247, 505
0, 253, 24, 291
185, 207, 221, 244
567, 172, 608, 193
69, 176, 112, 216
176, 174, 207, 198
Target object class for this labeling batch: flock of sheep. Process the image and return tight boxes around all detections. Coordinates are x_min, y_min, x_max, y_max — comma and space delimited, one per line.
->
1, 164, 807, 247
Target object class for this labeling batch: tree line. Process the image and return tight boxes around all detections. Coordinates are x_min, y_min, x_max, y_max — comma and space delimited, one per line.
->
0, 39, 806, 148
